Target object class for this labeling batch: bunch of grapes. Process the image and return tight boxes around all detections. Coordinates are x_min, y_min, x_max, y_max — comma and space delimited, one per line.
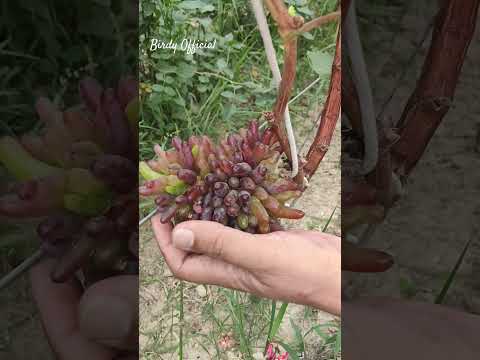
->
0, 76, 139, 286
139, 120, 304, 233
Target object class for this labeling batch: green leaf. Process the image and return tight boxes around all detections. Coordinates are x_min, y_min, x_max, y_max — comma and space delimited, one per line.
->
308, 50, 333, 76
220, 91, 235, 99
216, 58, 228, 70
178, 1, 214, 12
270, 302, 289, 340
276, 341, 300, 360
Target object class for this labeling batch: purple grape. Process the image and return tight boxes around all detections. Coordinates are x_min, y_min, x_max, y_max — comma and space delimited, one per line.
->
215, 169, 227, 181
177, 169, 197, 185
228, 176, 240, 189
160, 204, 178, 223
233, 151, 243, 163
213, 182, 229, 197
240, 177, 256, 192
251, 164, 267, 184
224, 190, 239, 207
201, 206, 213, 221
232, 162, 252, 177
226, 204, 240, 217
212, 207, 228, 225
202, 191, 213, 207
193, 204, 203, 214
241, 205, 251, 214
205, 173, 217, 185
175, 195, 188, 204
212, 196, 224, 208
155, 194, 173, 207
238, 190, 251, 204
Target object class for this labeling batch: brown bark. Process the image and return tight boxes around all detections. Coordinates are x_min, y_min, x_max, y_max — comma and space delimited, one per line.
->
263, 0, 340, 185
303, 32, 341, 179
295, 11, 340, 37
392, 0, 480, 174
271, 38, 297, 162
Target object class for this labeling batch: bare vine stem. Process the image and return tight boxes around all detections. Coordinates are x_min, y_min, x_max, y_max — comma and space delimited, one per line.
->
250, 0, 299, 178
262, 0, 340, 186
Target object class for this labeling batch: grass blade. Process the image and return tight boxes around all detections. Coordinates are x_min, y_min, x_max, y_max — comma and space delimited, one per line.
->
270, 302, 289, 340
323, 206, 336, 231
276, 341, 300, 360
265, 300, 277, 343
435, 237, 473, 304
179, 281, 184, 359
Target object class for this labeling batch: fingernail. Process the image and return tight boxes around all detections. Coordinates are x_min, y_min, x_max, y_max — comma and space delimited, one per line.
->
79, 295, 135, 348
172, 228, 194, 250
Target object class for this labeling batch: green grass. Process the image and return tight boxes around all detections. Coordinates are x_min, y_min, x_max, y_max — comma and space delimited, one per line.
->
139, 0, 338, 160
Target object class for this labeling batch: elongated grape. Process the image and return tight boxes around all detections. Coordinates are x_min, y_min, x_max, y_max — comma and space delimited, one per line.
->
212, 196, 224, 208
175, 195, 188, 204
249, 197, 270, 233
233, 151, 243, 163
238, 190, 251, 204
202, 191, 213, 207
160, 204, 178, 223
251, 164, 267, 184
201, 206, 213, 221
228, 176, 240, 189
227, 204, 240, 217
205, 173, 217, 185
177, 169, 197, 185
237, 213, 249, 230
212, 207, 227, 225
240, 177, 256, 192
213, 182, 229, 197
156, 194, 173, 206
273, 190, 302, 203
224, 190, 239, 207
232, 162, 252, 177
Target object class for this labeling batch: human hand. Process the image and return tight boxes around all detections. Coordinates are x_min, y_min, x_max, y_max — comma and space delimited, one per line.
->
343, 297, 480, 360
30, 259, 139, 360
152, 217, 341, 315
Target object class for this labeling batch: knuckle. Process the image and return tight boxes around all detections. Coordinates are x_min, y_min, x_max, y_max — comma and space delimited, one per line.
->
210, 227, 227, 258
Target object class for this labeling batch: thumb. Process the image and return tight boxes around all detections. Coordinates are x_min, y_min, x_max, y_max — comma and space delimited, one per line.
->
78, 275, 139, 351
172, 220, 273, 269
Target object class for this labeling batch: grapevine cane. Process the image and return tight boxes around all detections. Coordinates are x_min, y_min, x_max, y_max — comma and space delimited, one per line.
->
262, 0, 340, 186
303, 31, 342, 180
391, 0, 480, 174
343, 0, 480, 272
